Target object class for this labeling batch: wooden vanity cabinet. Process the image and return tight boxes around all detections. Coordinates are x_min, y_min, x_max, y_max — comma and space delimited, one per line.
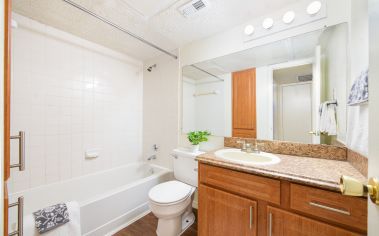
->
199, 185, 257, 236
198, 163, 367, 236
267, 207, 361, 236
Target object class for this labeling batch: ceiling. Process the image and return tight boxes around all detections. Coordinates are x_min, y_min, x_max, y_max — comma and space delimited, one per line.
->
182, 28, 323, 80
12, 0, 300, 60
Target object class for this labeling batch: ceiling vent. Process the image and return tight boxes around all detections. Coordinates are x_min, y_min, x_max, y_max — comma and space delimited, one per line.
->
298, 74, 313, 82
178, 0, 210, 18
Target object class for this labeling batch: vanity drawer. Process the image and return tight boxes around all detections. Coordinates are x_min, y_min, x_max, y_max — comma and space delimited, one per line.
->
290, 183, 367, 232
199, 163, 281, 204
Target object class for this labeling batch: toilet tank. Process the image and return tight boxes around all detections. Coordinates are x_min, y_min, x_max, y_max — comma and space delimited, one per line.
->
172, 148, 204, 187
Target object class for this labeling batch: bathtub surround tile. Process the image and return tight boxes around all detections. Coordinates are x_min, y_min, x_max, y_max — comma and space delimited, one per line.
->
9, 14, 143, 192
197, 150, 366, 192
347, 149, 368, 177
224, 137, 347, 161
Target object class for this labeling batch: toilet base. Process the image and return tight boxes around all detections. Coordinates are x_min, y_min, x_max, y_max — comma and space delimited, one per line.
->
180, 212, 195, 235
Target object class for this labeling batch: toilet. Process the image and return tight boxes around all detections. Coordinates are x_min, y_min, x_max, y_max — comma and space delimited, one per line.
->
148, 148, 204, 236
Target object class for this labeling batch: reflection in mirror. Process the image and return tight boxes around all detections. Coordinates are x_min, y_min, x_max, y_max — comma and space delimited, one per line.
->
182, 23, 348, 145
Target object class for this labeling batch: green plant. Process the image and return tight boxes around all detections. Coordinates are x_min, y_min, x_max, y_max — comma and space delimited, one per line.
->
187, 131, 211, 145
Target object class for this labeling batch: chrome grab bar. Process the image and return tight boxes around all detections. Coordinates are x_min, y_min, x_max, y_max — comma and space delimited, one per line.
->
10, 131, 25, 171
309, 201, 351, 215
9, 197, 24, 236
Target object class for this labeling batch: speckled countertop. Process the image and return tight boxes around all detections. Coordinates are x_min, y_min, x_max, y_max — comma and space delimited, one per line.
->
196, 148, 367, 192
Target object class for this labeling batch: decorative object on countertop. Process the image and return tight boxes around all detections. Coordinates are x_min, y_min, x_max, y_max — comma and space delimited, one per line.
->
348, 69, 368, 106
187, 130, 211, 152
33, 203, 69, 234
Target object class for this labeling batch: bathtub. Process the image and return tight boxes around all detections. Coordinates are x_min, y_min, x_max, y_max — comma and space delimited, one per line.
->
9, 163, 173, 235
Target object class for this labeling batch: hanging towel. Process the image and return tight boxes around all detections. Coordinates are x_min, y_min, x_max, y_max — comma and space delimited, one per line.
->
24, 201, 81, 236
319, 102, 337, 136
348, 69, 369, 106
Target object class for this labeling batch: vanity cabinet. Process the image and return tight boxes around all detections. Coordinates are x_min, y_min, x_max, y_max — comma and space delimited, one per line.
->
267, 207, 361, 236
198, 163, 367, 236
199, 185, 257, 236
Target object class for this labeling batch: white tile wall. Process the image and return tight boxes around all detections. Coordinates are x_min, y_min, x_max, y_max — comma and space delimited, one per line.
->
9, 14, 143, 193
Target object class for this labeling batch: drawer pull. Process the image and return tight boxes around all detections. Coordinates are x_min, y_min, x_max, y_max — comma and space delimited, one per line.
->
268, 212, 272, 236
249, 206, 253, 229
309, 202, 350, 216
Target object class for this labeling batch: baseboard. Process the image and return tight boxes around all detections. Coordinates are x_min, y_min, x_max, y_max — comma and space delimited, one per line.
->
83, 202, 150, 236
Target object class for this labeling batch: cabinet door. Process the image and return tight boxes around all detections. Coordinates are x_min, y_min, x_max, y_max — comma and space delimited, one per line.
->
199, 184, 257, 236
267, 207, 361, 236
232, 68, 256, 138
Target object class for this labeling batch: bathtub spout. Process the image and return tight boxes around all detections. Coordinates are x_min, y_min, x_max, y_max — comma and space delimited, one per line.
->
147, 155, 157, 161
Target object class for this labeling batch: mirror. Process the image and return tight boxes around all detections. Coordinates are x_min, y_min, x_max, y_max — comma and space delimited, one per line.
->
181, 23, 348, 145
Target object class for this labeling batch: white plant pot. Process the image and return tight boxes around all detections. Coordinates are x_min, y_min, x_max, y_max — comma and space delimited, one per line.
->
190, 144, 200, 153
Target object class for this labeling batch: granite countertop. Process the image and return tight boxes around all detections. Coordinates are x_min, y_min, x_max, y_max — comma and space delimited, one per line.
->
196, 148, 367, 192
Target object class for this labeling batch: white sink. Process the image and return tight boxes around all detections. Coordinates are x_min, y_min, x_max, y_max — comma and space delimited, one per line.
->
214, 149, 281, 166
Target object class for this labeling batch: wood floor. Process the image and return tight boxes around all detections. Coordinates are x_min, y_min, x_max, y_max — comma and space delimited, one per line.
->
114, 211, 198, 236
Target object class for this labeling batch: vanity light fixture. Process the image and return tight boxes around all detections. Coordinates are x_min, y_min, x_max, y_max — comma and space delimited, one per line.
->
244, 25, 255, 35
282, 11, 295, 24
307, 1, 322, 15
262, 18, 274, 29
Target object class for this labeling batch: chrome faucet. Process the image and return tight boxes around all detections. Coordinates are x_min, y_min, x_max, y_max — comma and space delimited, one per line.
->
237, 140, 247, 152
250, 140, 260, 154
237, 139, 260, 153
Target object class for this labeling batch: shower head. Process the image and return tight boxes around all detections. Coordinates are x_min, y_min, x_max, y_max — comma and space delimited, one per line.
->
147, 64, 157, 72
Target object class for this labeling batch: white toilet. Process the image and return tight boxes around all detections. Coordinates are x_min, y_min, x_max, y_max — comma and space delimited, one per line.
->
148, 148, 203, 236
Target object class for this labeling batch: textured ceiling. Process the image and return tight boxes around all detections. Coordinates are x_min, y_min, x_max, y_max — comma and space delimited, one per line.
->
12, 0, 300, 60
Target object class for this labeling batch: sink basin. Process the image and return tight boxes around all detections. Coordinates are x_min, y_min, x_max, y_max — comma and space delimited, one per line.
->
214, 149, 281, 166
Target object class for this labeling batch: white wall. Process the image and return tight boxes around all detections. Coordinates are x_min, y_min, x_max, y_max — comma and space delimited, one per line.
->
319, 23, 348, 143
346, 0, 369, 155
182, 74, 231, 137
256, 66, 273, 140
182, 77, 196, 132
143, 53, 180, 169
368, 0, 379, 233
9, 14, 143, 193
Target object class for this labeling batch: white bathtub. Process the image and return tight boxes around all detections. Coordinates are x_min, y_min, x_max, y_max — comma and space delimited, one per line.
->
9, 163, 173, 235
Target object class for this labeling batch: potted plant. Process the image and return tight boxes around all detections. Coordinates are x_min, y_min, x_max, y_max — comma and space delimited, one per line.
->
187, 131, 211, 152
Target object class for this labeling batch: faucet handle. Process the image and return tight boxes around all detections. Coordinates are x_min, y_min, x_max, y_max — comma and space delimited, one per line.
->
237, 139, 247, 150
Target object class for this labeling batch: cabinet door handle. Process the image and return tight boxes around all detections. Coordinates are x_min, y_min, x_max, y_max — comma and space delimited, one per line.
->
10, 131, 25, 171
249, 206, 253, 229
309, 201, 350, 215
9, 196, 24, 236
268, 212, 272, 236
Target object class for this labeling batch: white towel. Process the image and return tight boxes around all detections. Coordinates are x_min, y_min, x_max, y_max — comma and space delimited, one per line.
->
319, 102, 337, 136
24, 202, 81, 236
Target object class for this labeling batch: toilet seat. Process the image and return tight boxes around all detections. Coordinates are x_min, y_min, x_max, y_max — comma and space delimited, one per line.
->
149, 180, 194, 205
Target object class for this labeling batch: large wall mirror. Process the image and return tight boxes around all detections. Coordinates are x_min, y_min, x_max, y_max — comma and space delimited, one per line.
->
181, 23, 348, 145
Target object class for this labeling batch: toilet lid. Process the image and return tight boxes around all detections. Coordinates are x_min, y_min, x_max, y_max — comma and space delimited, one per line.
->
149, 180, 193, 204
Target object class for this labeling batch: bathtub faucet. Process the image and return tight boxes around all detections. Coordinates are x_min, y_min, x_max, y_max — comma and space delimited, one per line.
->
147, 154, 157, 161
